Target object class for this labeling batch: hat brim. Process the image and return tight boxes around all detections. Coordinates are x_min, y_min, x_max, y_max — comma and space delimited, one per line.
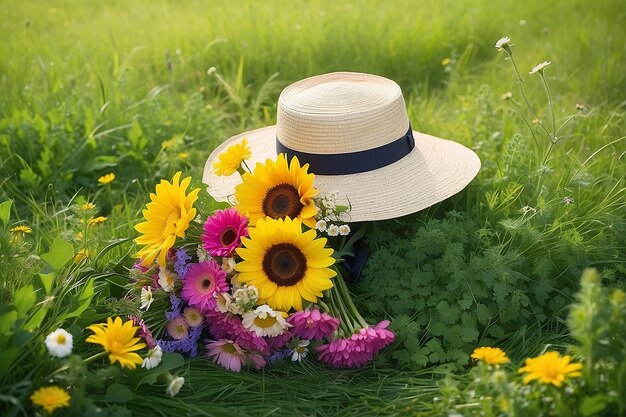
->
203, 126, 480, 222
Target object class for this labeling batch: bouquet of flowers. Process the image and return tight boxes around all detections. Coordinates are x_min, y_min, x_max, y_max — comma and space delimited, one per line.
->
128, 141, 395, 372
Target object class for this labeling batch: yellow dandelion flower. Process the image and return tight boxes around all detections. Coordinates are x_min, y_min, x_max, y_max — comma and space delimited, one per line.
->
178, 152, 189, 159
213, 138, 252, 176
88, 216, 107, 226
98, 173, 115, 184
86, 317, 146, 369
235, 217, 336, 311
441, 57, 451, 66
30, 386, 71, 414
518, 351, 582, 387
235, 154, 318, 228
82, 202, 96, 210
134, 172, 200, 267
10, 225, 32, 235
75, 231, 83, 241
471, 347, 510, 365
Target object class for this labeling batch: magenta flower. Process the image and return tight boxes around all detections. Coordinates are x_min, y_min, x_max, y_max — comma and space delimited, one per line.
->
182, 261, 228, 312
316, 321, 395, 368
206, 339, 246, 372
205, 309, 270, 355
202, 208, 248, 257
287, 309, 340, 340
266, 330, 293, 352
130, 315, 157, 349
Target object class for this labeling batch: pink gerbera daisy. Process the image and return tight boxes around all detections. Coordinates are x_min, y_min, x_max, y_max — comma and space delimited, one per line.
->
287, 309, 340, 340
202, 208, 248, 257
182, 261, 229, 312
206, 339, 246, 372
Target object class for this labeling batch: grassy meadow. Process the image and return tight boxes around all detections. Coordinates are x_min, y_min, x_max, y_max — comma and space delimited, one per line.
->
1, 0, 625, 416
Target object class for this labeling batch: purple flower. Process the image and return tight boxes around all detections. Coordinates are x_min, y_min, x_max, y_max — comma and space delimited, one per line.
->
174, 248, 192, 278
166, 293, 183, 320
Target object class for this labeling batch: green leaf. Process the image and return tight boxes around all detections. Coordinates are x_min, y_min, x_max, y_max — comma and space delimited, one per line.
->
41, 238, 74, 270
0, 347, 19, 377
105, 383, 134, 403
60, 278, 95, 320
13, 285, 36, 317
579, 394, 610, 416
0, 310, 17, 335
0, 200, 12, 224
39, 272, 55, 294
136, 353, 184, 387
24, 307, 48, 331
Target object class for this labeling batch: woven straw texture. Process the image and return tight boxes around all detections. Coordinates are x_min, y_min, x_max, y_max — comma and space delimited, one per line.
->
203, 72, 480, 222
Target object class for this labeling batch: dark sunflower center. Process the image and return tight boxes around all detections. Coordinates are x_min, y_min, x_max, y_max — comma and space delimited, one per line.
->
220, 227, 237, 246
262, 243, 307, 286
262, 183, 303, 219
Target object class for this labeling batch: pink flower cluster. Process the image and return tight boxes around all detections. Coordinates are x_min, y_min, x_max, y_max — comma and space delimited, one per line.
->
287, 309, 339, 340
316, 321, 395, 368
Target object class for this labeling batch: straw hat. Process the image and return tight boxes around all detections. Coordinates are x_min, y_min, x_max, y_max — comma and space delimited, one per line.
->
203, 72, 480, 222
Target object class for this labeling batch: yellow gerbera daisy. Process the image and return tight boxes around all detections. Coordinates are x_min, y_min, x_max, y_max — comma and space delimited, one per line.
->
235, 154, 318, 228
98, 172, 115, 184
470, 346, 510, 365
235, 217, 336, 311
30, 386, 71, 414
518, 351, 583, 387
86, 317, 146, 369
134, 171, 200, 267
213, 138, 252, 176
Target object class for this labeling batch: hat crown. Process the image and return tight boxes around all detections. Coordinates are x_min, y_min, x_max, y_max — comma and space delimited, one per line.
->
277, 72, 410, 154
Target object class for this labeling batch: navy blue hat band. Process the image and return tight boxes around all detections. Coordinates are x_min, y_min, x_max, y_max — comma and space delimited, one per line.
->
276, 125, 415, 175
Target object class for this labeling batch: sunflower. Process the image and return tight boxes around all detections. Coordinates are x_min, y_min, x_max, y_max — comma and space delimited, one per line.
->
234, 154, 318, 228
135, 172, 200, 267
213, 138, 252, 176
235, 217, 336, 311
86, 317, 147, 369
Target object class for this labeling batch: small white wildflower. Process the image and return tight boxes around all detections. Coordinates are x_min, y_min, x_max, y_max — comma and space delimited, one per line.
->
158, 267, 177, 292
521, 205, 537, 215
327, 224, 340, 237
242, 305, 291, 337
562, 197, 575, 205
207, 67, 217, 76
315, 219, 327, 232
45, 329, 73, 358
495, 36, 511, 50
501, 91, 513, 100
322, 198, 335, 210
196, 245, 211, 262
142, 345, 163, 370
338, 224, 351, 236
166, 376, 185, 397
529, 61, 551, 75
221, 257, 237, 274
291, 339, 310, 362
140, 287, 154, 310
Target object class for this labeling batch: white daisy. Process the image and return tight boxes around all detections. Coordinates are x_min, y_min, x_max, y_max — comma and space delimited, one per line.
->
242, 305, 291, 337
158, 267, 177, 292
140, 287, 154, 310
45, 328, 73, 358
142, 345, 163, 370
529, 61, 551, 75
338, 225, 351, 236
315, 219, 328, 232
495, 36, 511, 50
327, 224, 340, 237
166, 376, 185, 397
291, 339, 310, 362
196, 245, 211, 262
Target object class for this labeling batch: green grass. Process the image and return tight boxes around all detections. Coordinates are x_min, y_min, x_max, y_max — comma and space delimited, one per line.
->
1, 0, 625, 416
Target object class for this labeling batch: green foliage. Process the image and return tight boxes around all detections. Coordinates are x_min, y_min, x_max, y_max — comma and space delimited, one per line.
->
428, 269, 625, 417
